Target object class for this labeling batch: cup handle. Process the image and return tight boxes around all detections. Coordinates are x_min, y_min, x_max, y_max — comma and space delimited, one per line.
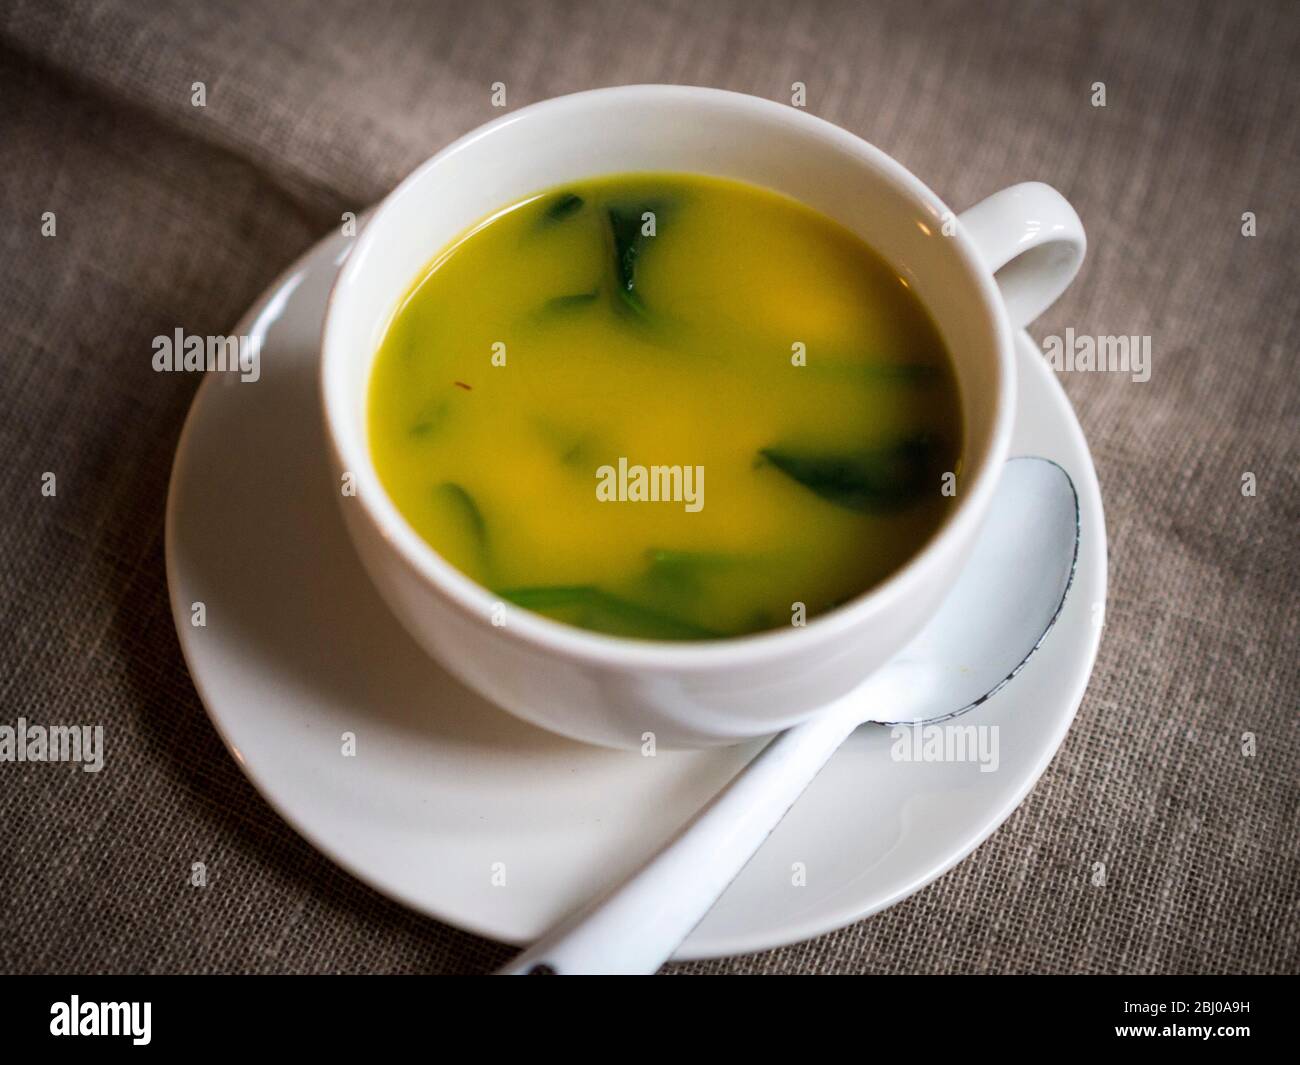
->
957, 181, 1086, 329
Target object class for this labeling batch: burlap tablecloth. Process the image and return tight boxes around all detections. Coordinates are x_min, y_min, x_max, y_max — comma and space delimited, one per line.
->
1, 0, 1295, 975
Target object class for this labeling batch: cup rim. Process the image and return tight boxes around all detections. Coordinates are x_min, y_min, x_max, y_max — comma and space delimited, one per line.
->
320, 84, 1015, 671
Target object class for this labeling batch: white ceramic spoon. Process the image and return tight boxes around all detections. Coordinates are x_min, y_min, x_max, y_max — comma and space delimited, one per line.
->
500, 457, 1079, 975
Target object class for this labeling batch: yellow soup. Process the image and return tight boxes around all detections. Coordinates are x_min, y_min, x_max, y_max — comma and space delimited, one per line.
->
368, 173, 962, 640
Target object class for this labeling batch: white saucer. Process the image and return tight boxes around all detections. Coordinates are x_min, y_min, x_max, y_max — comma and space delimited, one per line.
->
166, 226, 1106, 960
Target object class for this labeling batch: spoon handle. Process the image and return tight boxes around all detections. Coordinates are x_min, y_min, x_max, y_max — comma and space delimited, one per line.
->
497, 700, 863, 975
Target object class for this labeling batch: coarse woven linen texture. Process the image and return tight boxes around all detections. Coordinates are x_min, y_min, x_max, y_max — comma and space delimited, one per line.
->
0, 0, 1296, 975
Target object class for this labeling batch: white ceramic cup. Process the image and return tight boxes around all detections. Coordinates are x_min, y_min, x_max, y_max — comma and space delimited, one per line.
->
321, 85, 1084, 749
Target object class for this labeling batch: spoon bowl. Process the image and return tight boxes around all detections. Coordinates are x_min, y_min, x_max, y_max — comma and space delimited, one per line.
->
866, 456, 1079, 725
